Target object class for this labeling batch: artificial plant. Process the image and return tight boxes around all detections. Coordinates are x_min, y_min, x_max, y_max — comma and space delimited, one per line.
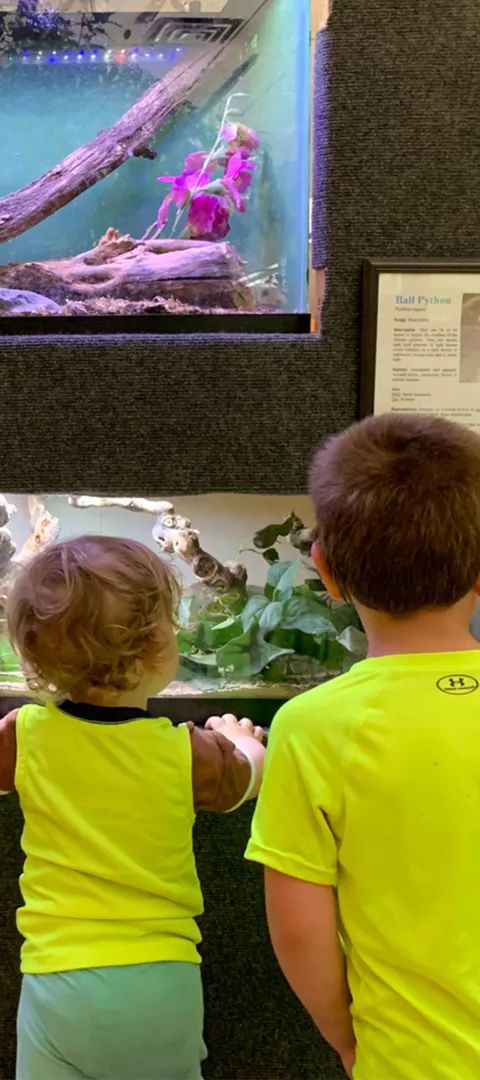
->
175, 513, 367, 689
151, 93, 259, 242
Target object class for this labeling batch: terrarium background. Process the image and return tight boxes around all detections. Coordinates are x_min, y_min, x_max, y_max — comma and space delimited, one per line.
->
3, 491, 313, 585
2, 491, 352, 695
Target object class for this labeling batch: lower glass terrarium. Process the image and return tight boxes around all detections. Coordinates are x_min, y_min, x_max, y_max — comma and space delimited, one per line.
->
0, 493, 367, 701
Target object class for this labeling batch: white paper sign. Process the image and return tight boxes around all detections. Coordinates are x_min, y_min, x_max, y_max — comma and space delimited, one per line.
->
374, 272, 480, 432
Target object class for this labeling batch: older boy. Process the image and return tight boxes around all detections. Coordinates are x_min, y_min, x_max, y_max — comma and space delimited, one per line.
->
246, 413, 480, 1079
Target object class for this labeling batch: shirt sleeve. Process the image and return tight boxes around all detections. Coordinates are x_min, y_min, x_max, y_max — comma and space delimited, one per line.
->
188, 725, 254, 813
245, 699, 341, 885
0, 710, 18, 794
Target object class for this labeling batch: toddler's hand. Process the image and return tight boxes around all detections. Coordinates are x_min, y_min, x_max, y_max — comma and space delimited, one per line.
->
205, 713, 264, 742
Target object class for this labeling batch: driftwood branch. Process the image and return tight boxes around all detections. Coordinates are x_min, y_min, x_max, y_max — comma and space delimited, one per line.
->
14, 497, 60, 564
0, 496, 60, 620
68, 495, 174, 515
0, 41, 239, 245
68, 495, 247, 591
153, 519, 247, 591
288, 514, 315, 556
0, 230, 251, 311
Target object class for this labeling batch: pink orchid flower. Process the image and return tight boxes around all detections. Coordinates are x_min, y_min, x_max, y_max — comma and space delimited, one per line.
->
222, 150, 257, 211
156, 167, 211, 230
220, 120, 238, 143
186, 193, 230, 241
184, 150, 210, 172
154, 114, 259, 238
220, 121, 259, 155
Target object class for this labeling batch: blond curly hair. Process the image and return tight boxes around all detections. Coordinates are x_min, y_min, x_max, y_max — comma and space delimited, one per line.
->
6, 535, 180, 701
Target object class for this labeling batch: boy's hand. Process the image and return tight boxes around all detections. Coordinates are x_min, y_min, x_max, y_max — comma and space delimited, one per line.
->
206, 713, 264, 742
340, 1045, 356, 1078
264, 873, 355, 1071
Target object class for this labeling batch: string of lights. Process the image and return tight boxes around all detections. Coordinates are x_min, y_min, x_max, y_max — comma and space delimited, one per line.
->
2, 46, 186, 66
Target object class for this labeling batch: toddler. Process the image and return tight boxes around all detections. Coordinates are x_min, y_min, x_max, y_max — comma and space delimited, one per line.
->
0, 535, 264, 1080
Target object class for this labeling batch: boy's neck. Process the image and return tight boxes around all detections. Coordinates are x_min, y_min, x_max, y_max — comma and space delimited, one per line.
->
357, 596, 479, 658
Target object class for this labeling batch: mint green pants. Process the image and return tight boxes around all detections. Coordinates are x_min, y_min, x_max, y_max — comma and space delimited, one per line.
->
17, 962, 206, 1080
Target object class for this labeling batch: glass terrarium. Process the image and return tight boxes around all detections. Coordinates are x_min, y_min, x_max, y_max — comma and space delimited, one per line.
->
0, 493, 367, 713
0, 0, 311, 328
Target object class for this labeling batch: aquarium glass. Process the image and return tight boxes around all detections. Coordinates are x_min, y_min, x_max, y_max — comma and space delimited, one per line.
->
0, 493, 366, 697
0, 0, 311, 319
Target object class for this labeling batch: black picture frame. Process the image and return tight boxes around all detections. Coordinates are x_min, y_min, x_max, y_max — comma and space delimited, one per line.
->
360, 258, 480, 418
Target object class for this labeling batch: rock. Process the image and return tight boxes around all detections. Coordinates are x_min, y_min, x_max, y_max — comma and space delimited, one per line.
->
0, 287, 62, 315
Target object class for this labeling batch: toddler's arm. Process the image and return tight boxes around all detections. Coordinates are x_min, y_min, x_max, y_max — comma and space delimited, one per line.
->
265, 869, 355, 1077
0, 709, 18, 793
188, 713, 265, 813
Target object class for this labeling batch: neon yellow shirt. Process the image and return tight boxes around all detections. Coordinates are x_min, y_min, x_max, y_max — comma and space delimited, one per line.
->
246, 652, 480, 1080
15, 703, 202, 974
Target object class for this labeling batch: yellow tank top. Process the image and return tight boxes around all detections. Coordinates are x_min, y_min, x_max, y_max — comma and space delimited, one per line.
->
15, 702, 202, 974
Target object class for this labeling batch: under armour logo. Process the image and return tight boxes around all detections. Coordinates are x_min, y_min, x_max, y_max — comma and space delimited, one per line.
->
437, 674, 479, 695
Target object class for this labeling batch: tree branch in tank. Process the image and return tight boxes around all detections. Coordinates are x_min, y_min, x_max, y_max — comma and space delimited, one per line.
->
0, 496, 60, 624
68, 495, 248, 591
0, 39, 248, 246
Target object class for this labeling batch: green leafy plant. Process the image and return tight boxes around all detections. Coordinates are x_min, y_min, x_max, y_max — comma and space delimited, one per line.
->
176, 517, 367, 689
0, 620, 24, 686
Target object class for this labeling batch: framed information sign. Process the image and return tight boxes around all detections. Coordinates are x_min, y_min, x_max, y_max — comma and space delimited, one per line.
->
361, 259, 480, 432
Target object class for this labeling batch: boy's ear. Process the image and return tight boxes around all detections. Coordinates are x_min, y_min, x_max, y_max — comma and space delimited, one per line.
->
311, 539, 343, 601
475, 576, 480, 597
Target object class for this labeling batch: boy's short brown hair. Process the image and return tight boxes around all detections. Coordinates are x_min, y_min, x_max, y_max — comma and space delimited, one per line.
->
6, 535, 180, 699
309, 413, 480, 615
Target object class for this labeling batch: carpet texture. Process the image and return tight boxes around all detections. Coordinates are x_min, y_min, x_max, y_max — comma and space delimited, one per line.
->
0, 332, 343, 495
1, 6, 479, 495
312, 0, 480, 410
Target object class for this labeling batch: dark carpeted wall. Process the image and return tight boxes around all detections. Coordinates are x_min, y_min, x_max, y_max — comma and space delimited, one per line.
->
313, 0, 480, 405
2, 4, 479, 495
2, 1, 480, 1077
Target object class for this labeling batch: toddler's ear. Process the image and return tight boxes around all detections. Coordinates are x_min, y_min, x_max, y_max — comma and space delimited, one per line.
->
311, 540, 343, 602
